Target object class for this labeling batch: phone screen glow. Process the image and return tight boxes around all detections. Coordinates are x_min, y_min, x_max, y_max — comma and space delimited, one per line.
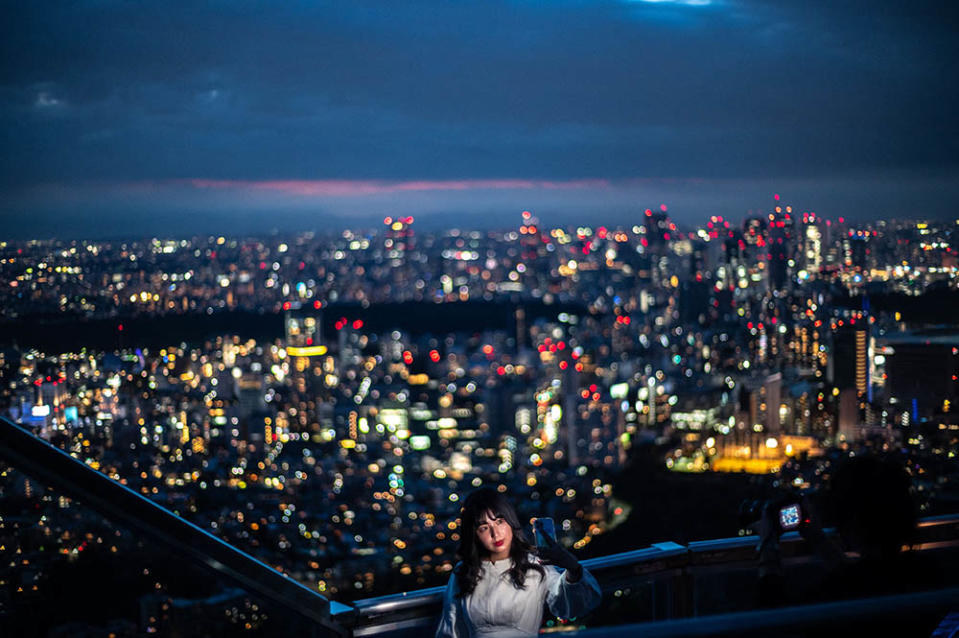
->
779, 504, 800, 529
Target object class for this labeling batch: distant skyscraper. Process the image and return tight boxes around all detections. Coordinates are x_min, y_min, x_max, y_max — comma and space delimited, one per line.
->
689, 240, 708, 278
514, 307, 527, 350
765, 372, 782, 435
766, 205, 796, 291
644, 209, 672, 249
562, 362, 584, 466
830, 324, 870, 410
804, 222, 822, 276
767, 242, 789, 292
679, 279, 710, 324
845, 235, 869, 272
743, 216, 767, 247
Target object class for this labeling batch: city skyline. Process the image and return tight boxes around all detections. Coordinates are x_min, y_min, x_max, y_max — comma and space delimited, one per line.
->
2, 208, 957, 632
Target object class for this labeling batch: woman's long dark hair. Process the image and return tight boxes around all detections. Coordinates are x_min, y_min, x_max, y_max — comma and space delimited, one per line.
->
454, 487, 544, 598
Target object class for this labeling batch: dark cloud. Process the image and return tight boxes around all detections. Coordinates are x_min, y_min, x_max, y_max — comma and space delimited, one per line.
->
0, 0, 957, 228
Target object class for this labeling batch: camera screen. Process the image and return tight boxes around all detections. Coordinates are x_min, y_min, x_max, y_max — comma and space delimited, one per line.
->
779, 504, 801, 529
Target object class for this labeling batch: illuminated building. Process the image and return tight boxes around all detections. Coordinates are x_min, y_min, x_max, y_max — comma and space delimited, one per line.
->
766, 206, 796, 292
843, 232, 870, 273
799, 213, 823, 278
285, 310, 323, 349
830, 324, 870, 410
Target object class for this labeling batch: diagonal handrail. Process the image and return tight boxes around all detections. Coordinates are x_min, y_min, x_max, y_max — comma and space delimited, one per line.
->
0, 416, 350, 637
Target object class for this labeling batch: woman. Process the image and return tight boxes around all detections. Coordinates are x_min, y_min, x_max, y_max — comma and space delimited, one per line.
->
435, 487, 602, 637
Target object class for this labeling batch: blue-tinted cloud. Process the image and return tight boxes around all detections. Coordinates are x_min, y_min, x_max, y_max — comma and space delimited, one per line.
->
0, 0, 956, 229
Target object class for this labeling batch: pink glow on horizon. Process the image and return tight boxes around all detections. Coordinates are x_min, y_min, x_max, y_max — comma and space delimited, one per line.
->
186, 178, 611, 196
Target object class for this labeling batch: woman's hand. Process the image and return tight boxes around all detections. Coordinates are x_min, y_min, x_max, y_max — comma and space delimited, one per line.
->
536, 535, 583, 582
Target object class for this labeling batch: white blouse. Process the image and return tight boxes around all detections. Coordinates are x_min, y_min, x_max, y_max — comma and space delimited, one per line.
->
434, 556, 602, 638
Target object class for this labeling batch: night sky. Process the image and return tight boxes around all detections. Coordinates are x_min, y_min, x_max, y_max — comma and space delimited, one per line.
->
2, 0, 957, 237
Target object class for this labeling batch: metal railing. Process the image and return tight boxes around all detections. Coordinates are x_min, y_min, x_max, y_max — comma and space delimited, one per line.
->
339, 515, 959, 636
0, 416, 348, 637
559, 586, 959, 637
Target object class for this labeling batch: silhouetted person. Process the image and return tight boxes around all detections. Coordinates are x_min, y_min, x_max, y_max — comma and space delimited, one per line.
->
757, 454, 943, 607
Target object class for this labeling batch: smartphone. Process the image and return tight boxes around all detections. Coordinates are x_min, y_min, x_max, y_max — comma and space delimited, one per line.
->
779, 503, 801, 531
532, 517, 556, 547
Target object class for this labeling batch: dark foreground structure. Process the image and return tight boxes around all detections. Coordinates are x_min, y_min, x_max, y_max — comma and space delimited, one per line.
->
2, 415, 957, 637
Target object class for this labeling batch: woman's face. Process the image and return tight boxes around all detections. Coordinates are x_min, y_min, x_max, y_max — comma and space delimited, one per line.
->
474, 509, 513, 561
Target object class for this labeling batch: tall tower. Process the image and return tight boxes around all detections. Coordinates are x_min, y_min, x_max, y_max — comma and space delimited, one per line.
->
829, 323, 870, 417
643, 205, 672, 250
766, 195, 796, 292
803, 216, 823, 276
514, 307, 527, 350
